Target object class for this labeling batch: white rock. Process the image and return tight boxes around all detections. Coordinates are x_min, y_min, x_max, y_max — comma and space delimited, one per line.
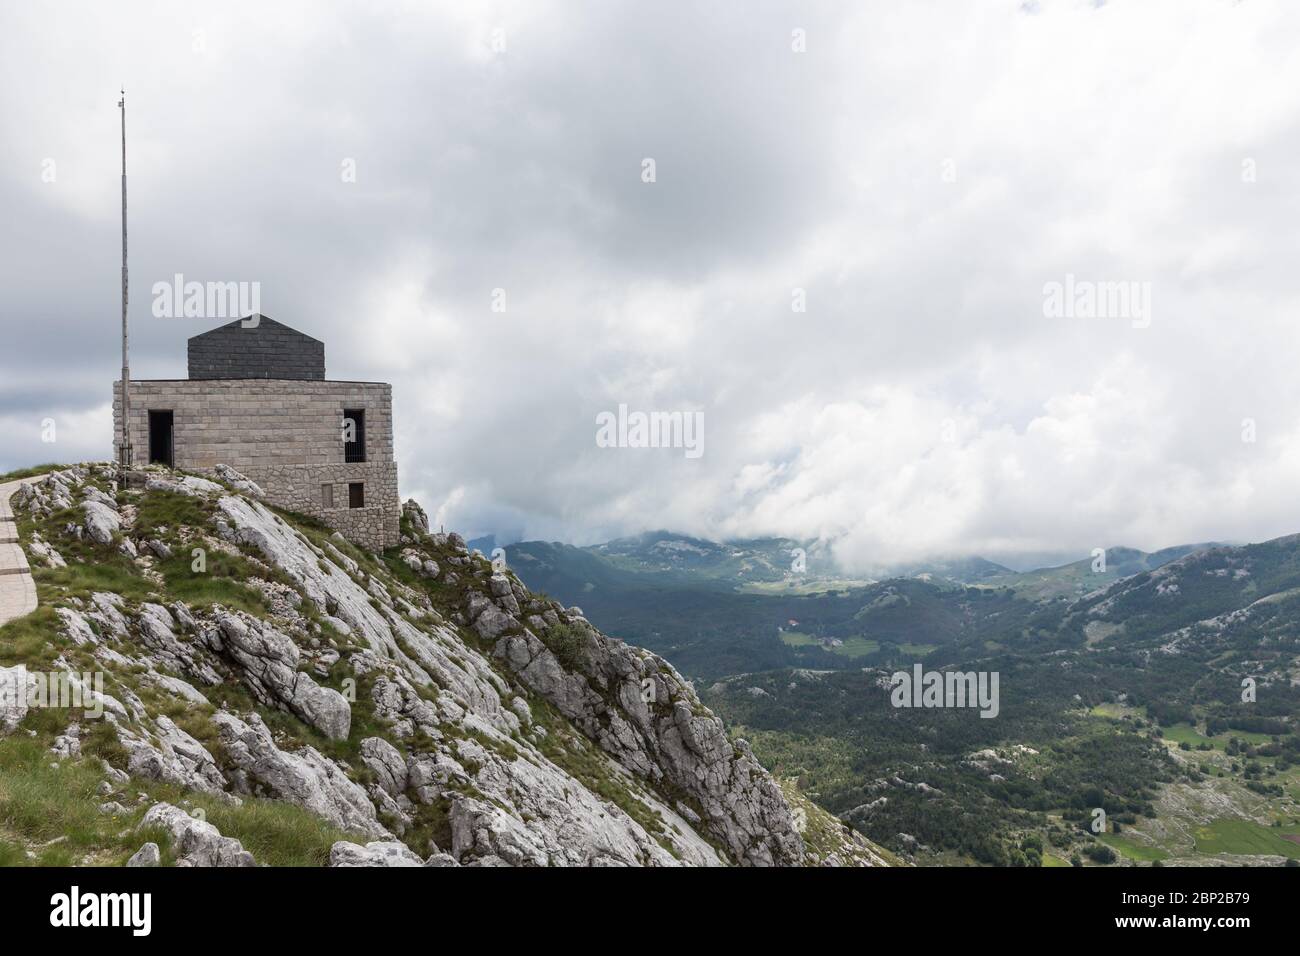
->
213, 711, 388, 839
201, 610, 351, 740
139, 803, 255, 867
329, 840, 423, 867
213, 463, 264, 498
127, 842, 160, 867
0, 665, 32, 733
82, 500, 121, 545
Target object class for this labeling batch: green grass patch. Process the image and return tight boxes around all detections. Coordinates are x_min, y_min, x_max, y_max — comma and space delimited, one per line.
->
541, 623, 588, 670
153, 549, 269, 614
81, 720, 130, 771
132, 488, 214, 531
1090, 703, 1132, 720
778, 630, 817, 647
32, 556, 153, 606
898, 642, 938, 657
831, 636, 880, 658
1097, 831, 1169, 862
0, 734, 160, 865
0, 730, 353, 866
777, 631, 882, 659
1161, 723, 1213, 747
196, 797, 352, 867
1162, 722, 1273, 752
1192, 818, 1300, 859
0, 605, 64, 668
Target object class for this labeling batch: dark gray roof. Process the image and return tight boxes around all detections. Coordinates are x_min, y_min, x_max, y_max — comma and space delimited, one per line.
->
187, 315, 326, 381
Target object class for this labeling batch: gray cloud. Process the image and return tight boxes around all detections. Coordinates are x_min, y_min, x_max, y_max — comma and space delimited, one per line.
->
3, 0, 1299, 567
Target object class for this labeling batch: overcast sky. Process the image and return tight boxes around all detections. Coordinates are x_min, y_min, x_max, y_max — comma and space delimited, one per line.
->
3, 0, 1299, 569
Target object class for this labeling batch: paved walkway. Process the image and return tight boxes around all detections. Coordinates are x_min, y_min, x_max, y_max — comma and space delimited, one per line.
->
0, 479, 37, 627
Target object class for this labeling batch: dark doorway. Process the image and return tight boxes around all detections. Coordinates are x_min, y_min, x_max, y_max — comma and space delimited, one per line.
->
343, 408, 366, 462
148, 410, 174, 467
348, 482, 365, 509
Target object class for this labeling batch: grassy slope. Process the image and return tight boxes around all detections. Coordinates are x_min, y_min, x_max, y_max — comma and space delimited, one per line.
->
3, 465, 884, 866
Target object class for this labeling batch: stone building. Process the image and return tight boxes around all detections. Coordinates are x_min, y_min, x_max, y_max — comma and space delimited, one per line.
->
113, 316, 400, 550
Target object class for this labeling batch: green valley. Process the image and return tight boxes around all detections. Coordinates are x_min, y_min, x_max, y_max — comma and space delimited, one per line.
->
506, 530, 1300, 867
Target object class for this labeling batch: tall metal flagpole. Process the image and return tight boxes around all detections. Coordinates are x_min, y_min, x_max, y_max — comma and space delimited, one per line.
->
118, 89, 132, 478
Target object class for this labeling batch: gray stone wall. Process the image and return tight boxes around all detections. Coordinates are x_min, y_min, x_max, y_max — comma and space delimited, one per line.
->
113, 379, 399, 550
188, 317, 326, 381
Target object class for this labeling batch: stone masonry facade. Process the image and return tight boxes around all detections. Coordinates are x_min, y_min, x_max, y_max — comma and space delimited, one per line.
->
113, 378, 400, 550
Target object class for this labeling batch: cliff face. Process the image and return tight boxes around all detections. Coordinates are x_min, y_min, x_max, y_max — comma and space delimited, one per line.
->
0, 464, 891, 867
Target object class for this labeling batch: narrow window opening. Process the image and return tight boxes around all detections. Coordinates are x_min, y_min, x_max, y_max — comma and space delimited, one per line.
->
321, 484, 334, 509
348, 482, 365, 509
343, 408, 366, 463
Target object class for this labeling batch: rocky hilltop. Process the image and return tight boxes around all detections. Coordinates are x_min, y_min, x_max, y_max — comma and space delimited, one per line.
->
0, 464, 893, 867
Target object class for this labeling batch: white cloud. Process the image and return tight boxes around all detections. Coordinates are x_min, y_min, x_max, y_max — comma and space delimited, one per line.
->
3, 0, 1300, 564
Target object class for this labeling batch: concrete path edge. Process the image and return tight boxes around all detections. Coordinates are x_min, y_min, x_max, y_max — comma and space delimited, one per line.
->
0, 479, 37, 627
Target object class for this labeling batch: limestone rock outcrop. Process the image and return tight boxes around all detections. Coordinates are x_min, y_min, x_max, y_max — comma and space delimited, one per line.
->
3, 463, 890, 868
139, 802, 256, 867
199, 610, 351, 740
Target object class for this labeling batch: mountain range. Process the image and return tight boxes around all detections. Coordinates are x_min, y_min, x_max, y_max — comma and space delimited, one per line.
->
497, 528, 1300, 865
493, 531, 1221, 678
499, 529, 1215, 595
